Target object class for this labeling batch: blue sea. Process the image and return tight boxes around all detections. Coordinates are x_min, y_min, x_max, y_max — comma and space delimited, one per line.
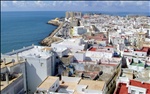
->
1, 11, 65, 53
1, 11, 150, 53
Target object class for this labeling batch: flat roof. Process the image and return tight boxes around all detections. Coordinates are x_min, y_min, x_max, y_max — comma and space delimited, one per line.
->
58, 76, 81, 93
78, 79, 105, 91
88, 47, 113, 53
62, 76, 81, 83
122, 72, 133, 79
0, 74, 22, 91
6, 46, 53, 59
38, 76, 59, 90
98, 73, 113, 82
59, 81, 77, 90
41, 47, 52, 51
53, 47, 68, 52
135, 77, 150, 83
74, 71, 99, 80
18, 46, 53, 59
122, 68, 133, 74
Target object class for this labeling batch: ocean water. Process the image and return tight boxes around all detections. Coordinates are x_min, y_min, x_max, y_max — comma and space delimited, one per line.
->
1, 11, 65, 53
1, 11, 150, 53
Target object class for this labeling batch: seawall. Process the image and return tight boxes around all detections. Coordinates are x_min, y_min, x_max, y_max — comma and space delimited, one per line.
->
40, 19, 64, 46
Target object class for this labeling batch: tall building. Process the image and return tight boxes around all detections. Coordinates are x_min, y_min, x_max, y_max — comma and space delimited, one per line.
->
137, 31, 146, 50
5, 45, 55, 94
65, 12, 70, 19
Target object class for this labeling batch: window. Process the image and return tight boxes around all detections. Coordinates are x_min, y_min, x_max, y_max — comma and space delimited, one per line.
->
131, 90, 136, 94
139, 92, 143, 94
56, 84, 57, 87
56, 56, 59, 59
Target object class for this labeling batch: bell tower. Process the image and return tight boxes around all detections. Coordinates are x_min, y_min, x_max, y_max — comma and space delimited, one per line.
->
137, 27, 145, 49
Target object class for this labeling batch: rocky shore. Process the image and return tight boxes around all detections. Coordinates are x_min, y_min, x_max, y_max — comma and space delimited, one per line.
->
40, 36, 62, 46
40, 18, 63, 46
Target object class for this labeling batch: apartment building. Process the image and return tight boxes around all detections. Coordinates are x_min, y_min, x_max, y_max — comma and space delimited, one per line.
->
5, 45, 55, 93
1, 55, 25, 94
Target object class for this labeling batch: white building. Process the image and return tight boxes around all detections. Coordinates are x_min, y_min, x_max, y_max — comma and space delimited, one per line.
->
85, 47, 113, 61
35, 76, 106, 94
5, 45, 55, 93
114, 77, 150, 94
51, 38, 88, 53
36, 76, 59, 93
73, 26, 87, 36
1, 74, 24, 94
1, 55, 25, 94
52, 46, 69, 58
73, 51, 86, 61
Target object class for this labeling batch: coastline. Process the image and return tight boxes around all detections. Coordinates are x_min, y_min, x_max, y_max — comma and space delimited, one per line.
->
40, 19, 63, 46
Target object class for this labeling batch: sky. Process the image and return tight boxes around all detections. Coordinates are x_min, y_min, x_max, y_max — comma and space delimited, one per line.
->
1, 1, 150, 12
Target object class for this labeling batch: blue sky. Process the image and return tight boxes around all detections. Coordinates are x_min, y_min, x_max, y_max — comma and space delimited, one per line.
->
1, 1, 150, 12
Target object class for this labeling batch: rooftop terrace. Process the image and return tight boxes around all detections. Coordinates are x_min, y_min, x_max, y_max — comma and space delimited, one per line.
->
37, 76, 59, 91
79, 79, 105, 91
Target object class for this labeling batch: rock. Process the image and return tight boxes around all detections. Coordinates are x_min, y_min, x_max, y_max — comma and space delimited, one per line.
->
40, 37, 62, 46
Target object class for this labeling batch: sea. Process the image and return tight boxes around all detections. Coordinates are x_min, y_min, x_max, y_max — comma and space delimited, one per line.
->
1, 11, 150, 53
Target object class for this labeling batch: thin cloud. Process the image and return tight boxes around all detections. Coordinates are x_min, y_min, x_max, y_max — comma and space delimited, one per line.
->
1, 1, 149, 12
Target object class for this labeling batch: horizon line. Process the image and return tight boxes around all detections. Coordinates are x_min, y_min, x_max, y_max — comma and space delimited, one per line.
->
1, 10, 150, 13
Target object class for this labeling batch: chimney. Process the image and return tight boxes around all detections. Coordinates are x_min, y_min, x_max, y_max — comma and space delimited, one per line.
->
5, 73, 9, 84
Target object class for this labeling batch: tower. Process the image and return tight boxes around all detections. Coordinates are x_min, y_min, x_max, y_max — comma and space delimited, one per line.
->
65, 12, 70, 19
137, 28, 146, 49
